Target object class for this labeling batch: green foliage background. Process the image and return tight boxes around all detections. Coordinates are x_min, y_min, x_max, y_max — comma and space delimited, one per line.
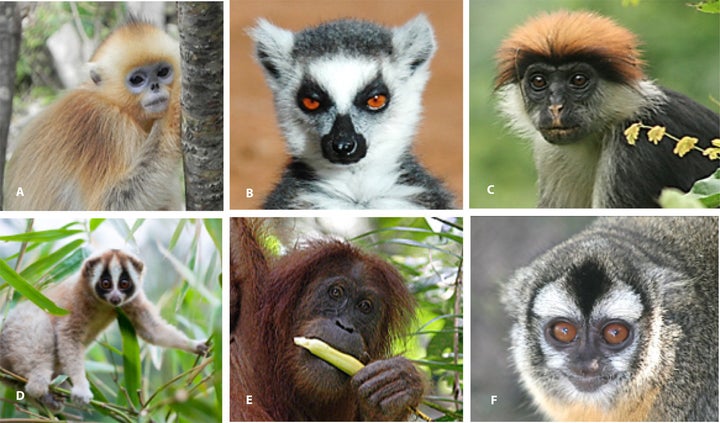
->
0, 219, 221, 422
267, 217, 464, 421
470, 0, 720, 208
14, 2, 126, 103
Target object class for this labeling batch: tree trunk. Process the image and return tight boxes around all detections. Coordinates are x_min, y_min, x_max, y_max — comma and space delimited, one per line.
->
178, 2, 223, 211
0, 3, 21, 210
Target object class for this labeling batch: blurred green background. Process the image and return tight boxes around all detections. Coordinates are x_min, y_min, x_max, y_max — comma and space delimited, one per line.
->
0, 219, 221, 422
470, 0, 720, 208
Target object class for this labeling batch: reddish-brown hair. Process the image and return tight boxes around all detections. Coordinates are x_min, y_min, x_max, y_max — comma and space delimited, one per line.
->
495, 10, 645, 88
229, 218, 417, 421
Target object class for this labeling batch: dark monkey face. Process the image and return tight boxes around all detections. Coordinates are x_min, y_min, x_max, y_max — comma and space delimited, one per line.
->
521, 62, 601, 145
290, 262, 386, 396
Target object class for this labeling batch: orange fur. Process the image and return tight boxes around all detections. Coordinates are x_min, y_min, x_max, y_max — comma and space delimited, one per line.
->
531, 385, 660, 421
495, 10, 644, 88
4, 21, 182, 211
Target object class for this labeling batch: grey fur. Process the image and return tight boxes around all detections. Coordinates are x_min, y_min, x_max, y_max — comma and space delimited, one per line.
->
0, 250, 208, 411
250, 15, 454, 210
503, 217, 718, 421
292, 19, 393, 59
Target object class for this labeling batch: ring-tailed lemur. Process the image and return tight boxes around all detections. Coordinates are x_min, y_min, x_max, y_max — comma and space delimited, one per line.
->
250, 15, 455, 210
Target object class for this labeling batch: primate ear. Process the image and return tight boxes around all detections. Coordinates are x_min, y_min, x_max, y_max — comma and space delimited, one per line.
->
249, 19, 295, 85
392, 14, 436, 74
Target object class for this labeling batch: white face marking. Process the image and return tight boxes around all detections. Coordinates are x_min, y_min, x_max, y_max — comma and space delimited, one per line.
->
590, 282, 643, 322
307, 57, 379, 113
533, 282, 582, 322
109, 254, 122, 285
86, 251, 143, 307
529, 275, 644, 405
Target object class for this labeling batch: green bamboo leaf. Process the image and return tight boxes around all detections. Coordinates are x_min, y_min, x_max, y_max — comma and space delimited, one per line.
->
157, 245, 218, 305
1, 388, 13, 417
0, 228, 82, 243
20, 240, 84, 281
0, 258, 68, 315
203, 219, 222, 255
169, 398, 219, 420
212, 306, 222, 409
128, 219, 145, 238
47, 248, 87, 283
89, 219, 105, 232
117, 310, 141, 408
169, 219, 187, 250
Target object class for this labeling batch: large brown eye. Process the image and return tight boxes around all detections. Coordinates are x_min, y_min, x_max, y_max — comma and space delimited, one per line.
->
357, 299, 373, 314
551, 321, 577, 343
118, 279, 131, 290
366, 94, 387, 111
603, 322, 630, 344
301, 97, 321, 111
100, 279, 112, 290
570, 73, 588, 87
530, 74, 547, 89
328, 285, 344, 299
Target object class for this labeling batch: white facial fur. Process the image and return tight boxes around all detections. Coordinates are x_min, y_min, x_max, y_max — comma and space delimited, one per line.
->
250, 16, 437, 208
528, 279, 643, 406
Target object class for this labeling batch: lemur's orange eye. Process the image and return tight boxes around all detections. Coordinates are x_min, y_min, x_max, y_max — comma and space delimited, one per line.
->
366, 94, 387, 110
301, 97, 320, 111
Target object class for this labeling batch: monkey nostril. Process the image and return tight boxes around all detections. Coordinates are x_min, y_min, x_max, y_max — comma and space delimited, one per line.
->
333, 139, 358, 156
335, 320, 354, 333
549, 104, 563, 117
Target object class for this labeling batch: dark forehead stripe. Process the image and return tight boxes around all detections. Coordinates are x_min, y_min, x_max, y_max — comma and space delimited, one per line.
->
292, 19, 393, 59
567, 260, 612, 317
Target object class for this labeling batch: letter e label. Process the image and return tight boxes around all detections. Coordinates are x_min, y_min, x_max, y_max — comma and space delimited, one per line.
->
246, 395, 252, 405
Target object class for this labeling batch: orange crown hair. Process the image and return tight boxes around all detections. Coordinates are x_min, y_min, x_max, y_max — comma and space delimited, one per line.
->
495, 10, 645, 89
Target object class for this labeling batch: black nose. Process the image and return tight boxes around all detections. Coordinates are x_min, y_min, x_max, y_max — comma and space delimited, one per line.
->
333, 138, 358, 155
321, 115, 367, 164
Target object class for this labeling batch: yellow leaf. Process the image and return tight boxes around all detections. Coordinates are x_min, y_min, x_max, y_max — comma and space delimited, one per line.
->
647, 126, 666, 145
703, 147, 720, 160
624, 123, 641, 145
673, 136, 698, 158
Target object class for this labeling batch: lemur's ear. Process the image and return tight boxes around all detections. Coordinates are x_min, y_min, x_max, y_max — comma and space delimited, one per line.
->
392, 14, 436, 73
249, 19, 294, 83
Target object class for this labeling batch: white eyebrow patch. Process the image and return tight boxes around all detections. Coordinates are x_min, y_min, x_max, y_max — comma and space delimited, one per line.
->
533, 281, 581, 321
308, 57, 379, 113
591, 282, 643, 322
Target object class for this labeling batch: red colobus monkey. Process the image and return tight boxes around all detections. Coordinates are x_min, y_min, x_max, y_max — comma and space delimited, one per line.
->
495, 11, 719, 208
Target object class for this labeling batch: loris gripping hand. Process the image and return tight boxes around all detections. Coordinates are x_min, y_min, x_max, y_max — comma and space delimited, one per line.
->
352, 356, 424, 421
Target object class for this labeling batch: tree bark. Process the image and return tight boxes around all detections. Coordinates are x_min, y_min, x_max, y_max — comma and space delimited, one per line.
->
178, 2, 223, 211
0, 3, 21, 210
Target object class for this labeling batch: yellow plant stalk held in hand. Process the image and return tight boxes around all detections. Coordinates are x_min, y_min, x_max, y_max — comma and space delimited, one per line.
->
293, 337, 430, 421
